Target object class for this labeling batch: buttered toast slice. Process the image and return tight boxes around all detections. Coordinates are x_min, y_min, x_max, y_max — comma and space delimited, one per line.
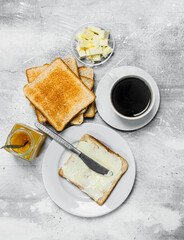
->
58, 134, 128, 205
24, 58, 95, 131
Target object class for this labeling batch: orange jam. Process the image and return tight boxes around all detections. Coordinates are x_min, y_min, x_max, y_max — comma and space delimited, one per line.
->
5, 123, 46, 161
10, 131, 32, 154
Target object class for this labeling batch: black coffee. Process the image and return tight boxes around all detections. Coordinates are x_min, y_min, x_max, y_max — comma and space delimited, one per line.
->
111, 77, 151, 117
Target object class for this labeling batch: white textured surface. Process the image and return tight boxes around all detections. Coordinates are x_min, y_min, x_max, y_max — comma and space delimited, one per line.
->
0, 0, 184, 239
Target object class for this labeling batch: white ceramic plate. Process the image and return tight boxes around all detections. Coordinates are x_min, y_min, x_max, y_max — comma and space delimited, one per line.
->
96, 66, 160, 131
71, 23, 115, 67
42, 123, 136, 217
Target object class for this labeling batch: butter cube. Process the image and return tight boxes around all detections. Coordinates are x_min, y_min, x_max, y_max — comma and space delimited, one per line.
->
104, 31, 109, 39
78, 49, 86, 59
75, 32, 83, 41
88, 40, 95, 48
98, 46, 103, 54
93, 54, 101, 62
88, 55, 95, 63
86, 49, 91, 56
76, 46, 86, 59
89, 46, 103, 55
88, 25, 101, 35
75, 31, 87, 41
100, 39, 108, 47
98, 30, 110, 39
76, 46, 81, 52
99, 30, 106, 39
79, 39, 91, 48
80, 28, 94, 40
102, 46, 112, 58
92, 35, 100, 47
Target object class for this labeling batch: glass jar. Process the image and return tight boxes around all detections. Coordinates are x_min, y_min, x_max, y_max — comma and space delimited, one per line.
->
5, 123, 46, 161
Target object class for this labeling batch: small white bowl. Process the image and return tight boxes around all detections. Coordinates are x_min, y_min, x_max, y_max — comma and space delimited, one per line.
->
71, 22, 115, 67
110, 72, 156, 121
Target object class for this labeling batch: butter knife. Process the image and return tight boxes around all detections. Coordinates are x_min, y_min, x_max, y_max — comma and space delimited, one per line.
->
35, 122, 113, 176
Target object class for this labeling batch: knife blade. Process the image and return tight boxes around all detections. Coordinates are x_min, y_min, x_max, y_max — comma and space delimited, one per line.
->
35, 122, 113, 176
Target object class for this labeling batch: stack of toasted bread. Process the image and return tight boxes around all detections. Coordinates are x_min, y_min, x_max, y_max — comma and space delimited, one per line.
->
23, 57, 96, 131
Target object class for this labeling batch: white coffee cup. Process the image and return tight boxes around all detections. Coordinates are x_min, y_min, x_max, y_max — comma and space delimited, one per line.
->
109, 70, 155, 120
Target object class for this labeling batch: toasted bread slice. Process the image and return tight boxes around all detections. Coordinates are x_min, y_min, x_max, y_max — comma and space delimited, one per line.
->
70, 112, 84, 125
26, 58, 81, 123
80, 76, 94, 90
24, 58, 95, 131
70, 76, 94, 125
79, 66, 94, 79
79, 66, 95, 119
63, 57, 79, 77
26, 64, 49, 84
26, 64, 49, 122
84, 101, 95, 118
65, 59, 88, 125
59, 134, 128, 205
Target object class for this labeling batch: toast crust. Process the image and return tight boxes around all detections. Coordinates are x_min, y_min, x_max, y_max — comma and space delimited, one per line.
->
26, 64, 49, 84
70, 76, 94, 125
79, 66, 94, 79
24, 58, 95, 131
70, 112, 84, 125
63, 57, 79, 77
78, 67, 95, 119
26, 64, 49, 122
70, 71, 94, 124
84, 101, 95, 118
58, 134, 128, 205
80, 76, 94, 90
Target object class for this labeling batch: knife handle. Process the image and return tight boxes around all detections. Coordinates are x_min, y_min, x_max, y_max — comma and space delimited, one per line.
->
34, 122, 81, 155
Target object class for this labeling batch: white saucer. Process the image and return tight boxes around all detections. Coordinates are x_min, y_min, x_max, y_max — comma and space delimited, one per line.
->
42, 123, 136, 217
96, 66, 160, 131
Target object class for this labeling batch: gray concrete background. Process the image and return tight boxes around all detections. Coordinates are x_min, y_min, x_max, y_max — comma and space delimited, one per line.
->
0, 0, 184, 239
